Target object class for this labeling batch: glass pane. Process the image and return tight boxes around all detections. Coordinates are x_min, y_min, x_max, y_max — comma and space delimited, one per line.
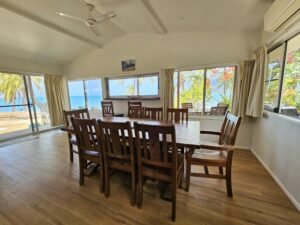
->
109, 78, 137, 97
178, 69, 204, 113
281, 35, 300, 118
30, 76, 51, 130
85, 79, 102, 118
68, 81, 86, 109
0, 73, 33, 139
205, 67, 235, 113
265, 45, 284, 108
138, 75, 159, 96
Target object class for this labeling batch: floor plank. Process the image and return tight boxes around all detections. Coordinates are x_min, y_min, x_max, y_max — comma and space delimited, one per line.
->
0, 130, 299, 225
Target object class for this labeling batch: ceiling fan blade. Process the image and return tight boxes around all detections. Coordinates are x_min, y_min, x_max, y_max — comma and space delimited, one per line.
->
56, 12, 85, 22
94, 11, 116, 23
90, 26, 102, 37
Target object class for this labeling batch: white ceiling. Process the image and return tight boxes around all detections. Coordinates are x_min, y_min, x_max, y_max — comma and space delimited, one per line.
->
0, 0, 274, 66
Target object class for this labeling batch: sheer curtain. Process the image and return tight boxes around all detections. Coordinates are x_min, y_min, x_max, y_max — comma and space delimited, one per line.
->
246, 46, 267, 117
232, 60, 255, 120
232, 46, 266, 120
45, 74, 68, 126
162, 68, 175, 119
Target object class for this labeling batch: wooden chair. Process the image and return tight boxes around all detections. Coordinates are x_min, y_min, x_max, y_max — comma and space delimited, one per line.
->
63, 108, 90, 162
185, 112, 242, 196
128, 107, 145, 119
101, 101, 114, 117
181, 102, 193, 109
144, 107, 163, 120
167, 108, 188, 123
98, 120, 136, 205
134, 122, 184, 221
71, 118, 104, 193
128, 101, 142, 116
210, 103, 228, 115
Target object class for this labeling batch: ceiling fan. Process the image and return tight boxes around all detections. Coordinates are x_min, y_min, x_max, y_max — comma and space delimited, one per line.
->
56, 0, 116, 37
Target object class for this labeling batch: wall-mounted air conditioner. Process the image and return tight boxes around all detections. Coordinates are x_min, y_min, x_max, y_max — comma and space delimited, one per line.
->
264, 0, 300, 32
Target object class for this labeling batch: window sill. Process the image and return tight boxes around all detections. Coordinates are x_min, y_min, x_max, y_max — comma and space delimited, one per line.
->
105, 97, 160, 100
189, 114, 224, 121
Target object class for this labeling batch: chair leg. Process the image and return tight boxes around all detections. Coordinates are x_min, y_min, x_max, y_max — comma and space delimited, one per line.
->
131, 173, 136, 206
171, 185, 177, 222
79, 157, 84, 186
219, 167, 224, 175
137, 179, 143, 209
99, 164, 104, 193
69, 141, 73, 162
185, 156, 191, 192
105, 165, 110, 198
226, 174, 233, 197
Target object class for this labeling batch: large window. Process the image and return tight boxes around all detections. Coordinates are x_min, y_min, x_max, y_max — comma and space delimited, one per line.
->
106, 73, 159, 99
264, 34, 300, 118
67, 79, 103, 118
0, 73, 50, 140
174, 66, 236, 114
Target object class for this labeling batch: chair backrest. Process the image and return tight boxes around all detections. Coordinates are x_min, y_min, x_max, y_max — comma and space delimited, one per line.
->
144, 107, 163, 120
71, 118, 102, 153
219, 112, 242, 145
134, 122, 177, 169
98, 120, 135, 161
167, 108, 188, 123
128, 106, 145, 118
128, 101, 142, 117
101, 101, 114, 117
63, 108, 90, 126
181, 102, 193, 109
210, 105, 228, 115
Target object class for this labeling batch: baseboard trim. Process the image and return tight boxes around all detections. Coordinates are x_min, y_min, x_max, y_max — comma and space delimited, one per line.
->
251, 148, 300, 211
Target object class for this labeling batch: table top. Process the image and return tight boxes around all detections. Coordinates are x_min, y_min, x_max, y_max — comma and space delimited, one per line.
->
61, 117, 222, 149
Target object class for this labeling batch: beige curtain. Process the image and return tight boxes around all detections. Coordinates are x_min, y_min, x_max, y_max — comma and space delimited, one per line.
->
232, 60, 255, 119
45, 74, 68, 126
246, 46, 267, 117
162, 68, 175, 119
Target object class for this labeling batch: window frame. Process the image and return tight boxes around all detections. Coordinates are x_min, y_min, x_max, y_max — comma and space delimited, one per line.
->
174, 65, 237, 115
67, 78, 103, 110
105, 73, 160, 100
264, 32, 300, 119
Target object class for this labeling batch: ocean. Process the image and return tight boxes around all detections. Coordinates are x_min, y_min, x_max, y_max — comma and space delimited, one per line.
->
0, 96, 103, 112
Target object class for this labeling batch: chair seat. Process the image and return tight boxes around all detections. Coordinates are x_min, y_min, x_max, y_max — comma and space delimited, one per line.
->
82, 150, 101, 157
191, 149, 227, 164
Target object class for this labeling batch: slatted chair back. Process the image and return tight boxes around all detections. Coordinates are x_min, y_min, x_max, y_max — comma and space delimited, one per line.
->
71, 118, 102, 153
98, 120, 135, 161
167, 108, 188, 123
219, 112, 242, 145
144, 107, 163, 121
63, 108, 90, 126
128, 107, 145, 119
101, 101, 114, 117
128, 101, 142, 116
134, 123, 177, 170
181, 102, 193, 109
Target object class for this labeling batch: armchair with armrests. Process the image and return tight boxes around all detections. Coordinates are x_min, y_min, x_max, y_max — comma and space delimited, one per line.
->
185, 112, 241, 196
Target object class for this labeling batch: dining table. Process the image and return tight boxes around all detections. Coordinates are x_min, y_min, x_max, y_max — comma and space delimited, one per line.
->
61, 116, 233, 191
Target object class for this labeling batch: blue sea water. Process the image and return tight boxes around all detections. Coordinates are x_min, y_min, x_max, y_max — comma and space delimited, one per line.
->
0, 95, 103, 112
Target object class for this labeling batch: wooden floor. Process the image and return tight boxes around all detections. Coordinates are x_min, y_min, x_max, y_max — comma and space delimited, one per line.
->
0, 130, 299, 225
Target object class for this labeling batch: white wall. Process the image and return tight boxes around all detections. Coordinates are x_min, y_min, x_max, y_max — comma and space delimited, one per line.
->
252, 112, 300, 209
0, 54, 62, 75
63, 32, 260, 79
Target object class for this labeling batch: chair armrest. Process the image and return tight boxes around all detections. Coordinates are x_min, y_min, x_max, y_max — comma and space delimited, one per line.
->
200, 131, 221, 136
199, 142, 235, 151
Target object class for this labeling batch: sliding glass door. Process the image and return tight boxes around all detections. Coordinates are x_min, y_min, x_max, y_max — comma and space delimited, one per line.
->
0, 72, 51, 141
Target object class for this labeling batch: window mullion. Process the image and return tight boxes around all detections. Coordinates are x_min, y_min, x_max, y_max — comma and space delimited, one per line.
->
277, 41, 288, 112
203, 69, 207, 115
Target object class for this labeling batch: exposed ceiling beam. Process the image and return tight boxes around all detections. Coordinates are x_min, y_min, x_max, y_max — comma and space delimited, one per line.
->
0, 2, 102, 48
94, 4, 126, 35
139, 0, 167, 34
